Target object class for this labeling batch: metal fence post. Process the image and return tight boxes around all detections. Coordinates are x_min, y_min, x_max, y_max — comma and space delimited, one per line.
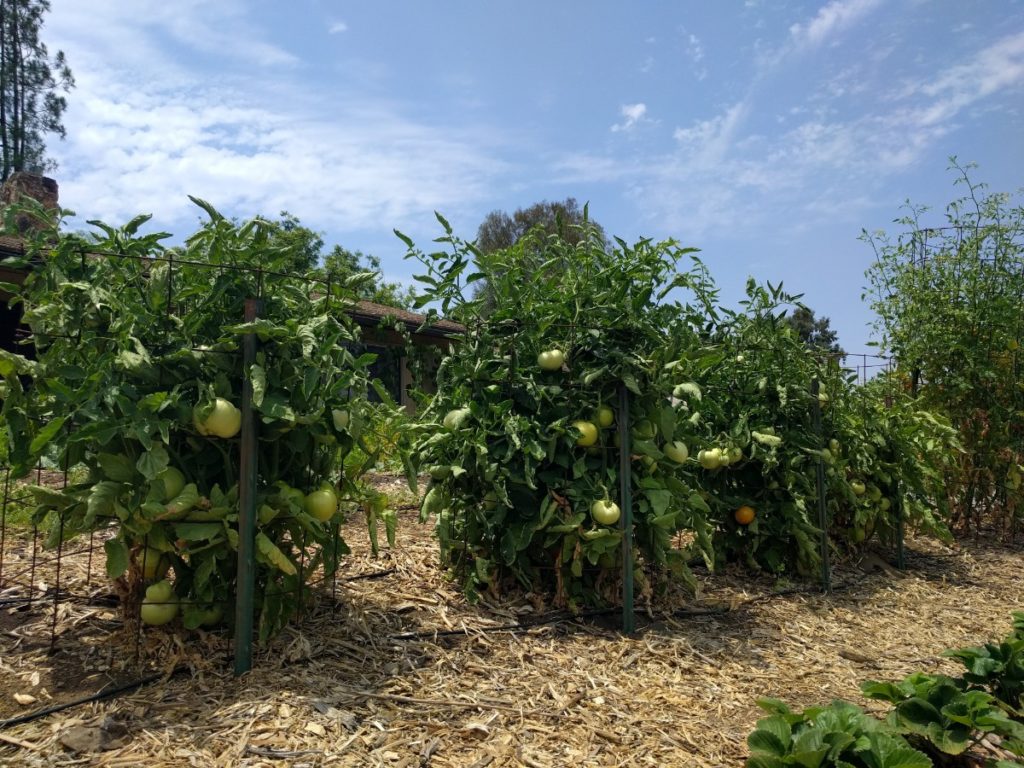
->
234, 297, 262, 676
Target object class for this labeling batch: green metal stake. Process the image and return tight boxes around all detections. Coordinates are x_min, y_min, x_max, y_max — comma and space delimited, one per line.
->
234, 297, 262, 676
811, 377, 832, 593
617, 383, 635, 633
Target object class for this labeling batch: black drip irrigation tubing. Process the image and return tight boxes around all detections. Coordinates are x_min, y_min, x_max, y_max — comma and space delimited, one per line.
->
341, 568, 396, 582
0, 667, 190, 731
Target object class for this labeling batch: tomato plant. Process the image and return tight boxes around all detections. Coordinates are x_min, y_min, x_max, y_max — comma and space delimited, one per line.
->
0, 200, 406, 640
682, 279, 958, 575
863, 161, 1023, 534
401, 215, 715, 607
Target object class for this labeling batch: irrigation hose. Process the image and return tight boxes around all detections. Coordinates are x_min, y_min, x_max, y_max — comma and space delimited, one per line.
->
0, 667, 189, 731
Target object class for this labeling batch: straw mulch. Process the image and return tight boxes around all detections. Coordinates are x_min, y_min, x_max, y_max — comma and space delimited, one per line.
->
1, 474, 1021, 767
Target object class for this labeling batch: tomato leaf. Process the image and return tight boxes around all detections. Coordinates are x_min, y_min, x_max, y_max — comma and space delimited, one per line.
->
29, 416, 66, 455
136, 445, 170, 480
249, 364, 266, 407
256, 532, 297, 576
103, 538, 130, 579
174, 522, 223, 543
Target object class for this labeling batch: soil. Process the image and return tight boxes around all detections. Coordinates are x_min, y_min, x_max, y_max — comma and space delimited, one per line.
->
0, 474, 1021, 766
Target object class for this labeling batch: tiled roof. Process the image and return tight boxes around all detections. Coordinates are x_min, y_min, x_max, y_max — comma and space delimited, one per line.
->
349, 299, 464, 336
0, 235, 25, 254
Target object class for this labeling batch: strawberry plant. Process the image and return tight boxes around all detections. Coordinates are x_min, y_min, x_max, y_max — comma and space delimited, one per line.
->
0, 200, 404, 640
749, 615, 1024, 767
943, 622, 1024, 716
746, 698, 931, 768
862, 674, 1024, 762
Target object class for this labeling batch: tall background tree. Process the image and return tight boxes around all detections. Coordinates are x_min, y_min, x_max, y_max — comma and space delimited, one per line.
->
473, 197, 606, 313
0, 0, 74, 180
262, 212, 413, 308
787, 306, 843, 355
475, 197, 605, 254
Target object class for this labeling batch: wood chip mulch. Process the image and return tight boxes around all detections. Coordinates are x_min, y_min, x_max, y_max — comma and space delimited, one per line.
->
1, 476, 1021, 767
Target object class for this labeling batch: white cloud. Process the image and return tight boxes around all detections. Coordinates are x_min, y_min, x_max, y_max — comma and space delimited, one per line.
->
908, 30, 1024, 127
611, 103, 649, 132
560, 26, 1022, 239
50, 0, 298, 71
53, 79, 506, 234
687, 33, 705, 63
44, 1, 508, 237
672, 102, 746, 166
329, 21, 349, 34
684, 32, 708, 80
788, 0, 884, 49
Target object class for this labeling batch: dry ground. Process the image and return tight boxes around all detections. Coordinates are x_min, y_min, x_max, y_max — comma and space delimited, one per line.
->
0, 475, 1021, 767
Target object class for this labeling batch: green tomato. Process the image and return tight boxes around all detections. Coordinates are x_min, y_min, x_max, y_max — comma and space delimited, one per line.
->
829, 438, 841, 454
141, 598, 179, 626
304, 488, 338, 522
632, 420, 657, 441
135, 547, 169, 581
595, 405, 615, 429
591, 499, 621, 526
537, 349, 565, 371
145, 579, 175, 602
443, 407, 471, 430
850, 480, 866, 496
195, 603, 224, 627
196, 398, 241, 439
664, 441, 689, 464
574, 420, 599, 447
697, 449, 722, 470
879, 497, 891, 511
157, 467, 186, 501
867, 485, 882, 503
727, 446, 742, 464
332, 408, 350, 431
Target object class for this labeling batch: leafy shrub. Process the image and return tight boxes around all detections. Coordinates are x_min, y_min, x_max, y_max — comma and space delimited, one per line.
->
404, 217, 715, 605
863, 161, 1024, 533
0, 201, 404, 638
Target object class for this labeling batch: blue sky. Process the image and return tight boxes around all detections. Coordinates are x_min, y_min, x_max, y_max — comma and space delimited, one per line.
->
44, 0, 1024, 355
